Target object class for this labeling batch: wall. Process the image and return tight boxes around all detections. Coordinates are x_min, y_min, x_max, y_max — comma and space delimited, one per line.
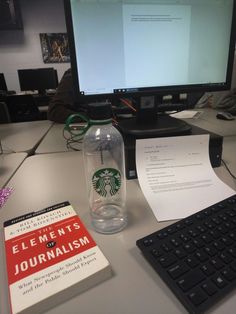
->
0, 0, 70, 93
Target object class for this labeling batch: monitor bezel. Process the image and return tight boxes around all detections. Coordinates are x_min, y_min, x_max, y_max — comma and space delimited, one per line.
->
17, 68, 58, 94
64, 0, 236, 103
0, 73, 8, 91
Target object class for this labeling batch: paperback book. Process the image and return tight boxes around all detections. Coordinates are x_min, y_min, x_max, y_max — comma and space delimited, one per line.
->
4, 201, 112, 314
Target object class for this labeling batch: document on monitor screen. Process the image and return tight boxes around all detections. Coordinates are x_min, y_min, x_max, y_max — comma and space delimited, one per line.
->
136, 134, 235, 221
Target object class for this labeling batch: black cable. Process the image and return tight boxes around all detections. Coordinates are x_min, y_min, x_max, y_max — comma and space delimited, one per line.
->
221, 159, 236, 180
63, 128, 83, 151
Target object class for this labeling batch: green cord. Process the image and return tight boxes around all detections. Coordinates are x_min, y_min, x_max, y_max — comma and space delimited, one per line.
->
64, 113, 90, 138
64, 113, 112, 144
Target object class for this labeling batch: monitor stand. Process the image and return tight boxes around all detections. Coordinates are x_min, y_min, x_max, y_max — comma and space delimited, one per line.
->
118, 113, 192, 138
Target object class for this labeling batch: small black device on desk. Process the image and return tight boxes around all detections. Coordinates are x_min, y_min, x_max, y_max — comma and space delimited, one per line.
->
137, 194, 236, 314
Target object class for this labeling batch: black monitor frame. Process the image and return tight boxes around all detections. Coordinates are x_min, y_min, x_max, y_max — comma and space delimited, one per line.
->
17, 68, 58, 95
0, 73, 8, 92
65, 1, 236, 102
64, 0, 236, 136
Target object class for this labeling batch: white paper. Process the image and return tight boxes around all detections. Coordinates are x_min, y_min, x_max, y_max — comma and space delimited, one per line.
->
136, 134, 235, 221
171, 110, 202, 119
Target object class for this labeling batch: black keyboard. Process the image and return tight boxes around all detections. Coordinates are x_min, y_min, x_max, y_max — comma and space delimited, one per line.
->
136, 194, 236, 314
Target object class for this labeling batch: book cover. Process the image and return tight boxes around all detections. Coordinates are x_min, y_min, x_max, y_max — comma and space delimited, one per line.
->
4, 201, 112, 314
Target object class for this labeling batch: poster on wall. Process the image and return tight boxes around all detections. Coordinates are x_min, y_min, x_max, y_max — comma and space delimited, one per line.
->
39, 33, 70, 63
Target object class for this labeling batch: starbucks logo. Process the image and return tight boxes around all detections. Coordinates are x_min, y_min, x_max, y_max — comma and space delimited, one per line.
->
92, 168, 121, 197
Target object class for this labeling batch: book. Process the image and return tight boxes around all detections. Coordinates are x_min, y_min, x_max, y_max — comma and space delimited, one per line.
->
4, 201, 112, 314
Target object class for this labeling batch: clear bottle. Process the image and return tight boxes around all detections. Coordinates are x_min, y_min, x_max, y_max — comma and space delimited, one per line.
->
82, 102, 127, 234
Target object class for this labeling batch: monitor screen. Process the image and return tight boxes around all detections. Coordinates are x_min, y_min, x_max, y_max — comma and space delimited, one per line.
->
0, 73, 8, 91
17, 68, 58, 95
64, 0, 236, 136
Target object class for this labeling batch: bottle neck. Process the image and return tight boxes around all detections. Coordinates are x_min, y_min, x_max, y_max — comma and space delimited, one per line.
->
89, 118, 112, 126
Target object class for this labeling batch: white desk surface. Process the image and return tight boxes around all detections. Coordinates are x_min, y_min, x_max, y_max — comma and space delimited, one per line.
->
0, 150, 235, 314
0, 120, 53, 154
184, 108, 236, 137
35, 123, 70, 154
0, 153, 27, 188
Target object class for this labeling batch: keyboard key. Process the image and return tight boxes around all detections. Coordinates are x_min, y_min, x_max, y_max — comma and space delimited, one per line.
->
196, 225, 207, 233
151, 248, 162, 258
177, 269, 205, 292
228, 231, 236, 240
167, 226, 177, 234
179, 233, 190, 242
211, 217, 221, 225
188, 289, 208, 306
201, 262, 215, 276
174, 248, 187, 259
212, 240, 225, 251
157, 231, 168, 239
170, 238, 181, 247
193, 238, 205, 248
195, 251, 209, 262
184, 218, 194, 225
188, 228, 199, 237
201, 234, 213, 243
175, 222, 185, 230
143, 238, 154, 247
227, 247, 236, 258
222, 268, 236, 281
221, 236, 233, 247
183, 243, 196, 253
158, 254, 177, 268
204, 220, 215, 229
219, 252, 233, 264
185, 256, 200, 268
168, 263, 189, 279
204, 246, 217, 257
209, 229, 221, 239
161, 243, 172, 252
211, 257, 225, 270
217, 225, 228, 234
202, 281, 217, 296
212, 274, 228, 288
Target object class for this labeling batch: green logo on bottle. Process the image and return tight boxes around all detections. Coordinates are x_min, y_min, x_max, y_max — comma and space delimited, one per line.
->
92, 168, 121, 197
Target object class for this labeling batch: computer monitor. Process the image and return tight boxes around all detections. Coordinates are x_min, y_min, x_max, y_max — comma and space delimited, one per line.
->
0, 73, 8, 92
17, 68, 58, 95
64, 0, 236, 137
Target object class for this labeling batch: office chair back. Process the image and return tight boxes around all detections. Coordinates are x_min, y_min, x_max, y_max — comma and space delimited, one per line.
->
6, 94, 41, 122
0, 101, 11, 123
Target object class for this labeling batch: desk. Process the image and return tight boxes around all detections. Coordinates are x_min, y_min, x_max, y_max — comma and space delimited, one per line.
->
0, 150, 235, 314
0, 120, 53, 154
35, 123, 69, 154
184, 108, 236, 137
0, 153, 27, 188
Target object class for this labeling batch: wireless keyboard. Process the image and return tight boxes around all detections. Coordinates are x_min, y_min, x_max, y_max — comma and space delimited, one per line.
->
137, 194, 236, 314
